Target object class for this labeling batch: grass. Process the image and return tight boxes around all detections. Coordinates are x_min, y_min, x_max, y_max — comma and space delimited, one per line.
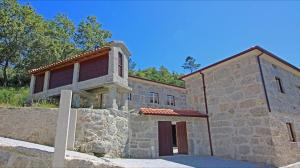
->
0, 87, 29, 107
0, 87, 58, 108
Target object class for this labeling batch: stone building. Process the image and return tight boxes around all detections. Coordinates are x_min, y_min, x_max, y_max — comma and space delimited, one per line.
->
28, 42, 300, 167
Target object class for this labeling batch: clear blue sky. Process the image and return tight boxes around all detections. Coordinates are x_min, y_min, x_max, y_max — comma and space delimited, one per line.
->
20, 1, 300, 74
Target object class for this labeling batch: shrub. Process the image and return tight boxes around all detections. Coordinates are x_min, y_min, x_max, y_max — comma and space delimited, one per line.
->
0, 87, 58, 108
0, 87, 29, 107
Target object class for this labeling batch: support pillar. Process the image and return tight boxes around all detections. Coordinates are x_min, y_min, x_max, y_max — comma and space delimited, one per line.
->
106, 86, 118, 110
67, 109, 77, 150
71, 93, 81, 108
43, 71, 50, 92
29, 74, 36, 96
72, 63, 80, 87
121, 92, 128, 111
52, 90, 72, 168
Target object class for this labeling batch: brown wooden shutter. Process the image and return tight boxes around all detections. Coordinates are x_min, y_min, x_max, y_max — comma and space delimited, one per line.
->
49, 65, 74, 89
118, 52, 123, 77
79, 54, 109, 81
176, 121, 188, 154
34, 73, 45, 93
158, 121, 173, 156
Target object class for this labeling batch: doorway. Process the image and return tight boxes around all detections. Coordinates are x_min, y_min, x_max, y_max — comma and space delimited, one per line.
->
158, 121, 188, 156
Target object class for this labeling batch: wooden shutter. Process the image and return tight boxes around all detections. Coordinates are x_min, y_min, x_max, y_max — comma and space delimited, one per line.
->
176, 121, 188, 154
79, 54, 109, 81
34, 73, 45, 93
158, 121, 173, 156
49, 65, 74, 89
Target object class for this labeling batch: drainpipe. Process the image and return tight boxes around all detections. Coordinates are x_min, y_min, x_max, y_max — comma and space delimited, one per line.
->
256, 53, 271, 112
200, 72, 214, 156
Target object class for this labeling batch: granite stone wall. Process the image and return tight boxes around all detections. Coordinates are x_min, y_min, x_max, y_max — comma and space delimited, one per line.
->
183, 51, 279, 166
260, 56, 300, 114
128, 78, 188, 110
260, 56, 300, 166
0, 107, 129, 157
128, 112, 210, 158
0, 140, 121, 168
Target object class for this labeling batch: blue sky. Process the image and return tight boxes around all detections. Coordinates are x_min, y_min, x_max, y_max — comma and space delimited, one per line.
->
21, 1, 300, 74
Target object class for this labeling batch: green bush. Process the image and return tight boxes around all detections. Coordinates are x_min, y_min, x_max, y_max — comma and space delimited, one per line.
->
0, 87, 58, 108
0, 87, 29, 107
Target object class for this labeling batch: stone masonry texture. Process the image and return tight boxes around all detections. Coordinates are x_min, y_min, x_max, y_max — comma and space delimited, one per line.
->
0, 107, 129, 158
183, 50, 300, 167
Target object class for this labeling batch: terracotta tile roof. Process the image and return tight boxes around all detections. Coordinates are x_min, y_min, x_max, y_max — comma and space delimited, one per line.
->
29, 45, 111, 74
139, 108, 208, 118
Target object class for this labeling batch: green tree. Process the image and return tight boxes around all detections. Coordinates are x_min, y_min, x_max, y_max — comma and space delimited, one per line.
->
182, 56, 200, 73
0, 0, 112, 87
128, 57, 137, 75
135, 66, 184, 87
74, 16, 111, 51
0, 0, 46, 86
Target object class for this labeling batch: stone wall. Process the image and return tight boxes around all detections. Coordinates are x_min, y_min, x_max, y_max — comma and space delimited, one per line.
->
128, 77, 187, 110
128, 112, 210, 158
0, 107, 129, 157
0, 107, 58, 146
203, 53, 278, 165
260, 56, 300, 166
183, 50, 280, 166
260, 56, 300, 114
184, 73, 206, 112
269, 113, 300, 167
0, 138, 121, 168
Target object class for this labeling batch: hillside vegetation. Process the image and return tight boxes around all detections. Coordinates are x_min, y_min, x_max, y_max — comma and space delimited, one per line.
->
0, 87, 57, 108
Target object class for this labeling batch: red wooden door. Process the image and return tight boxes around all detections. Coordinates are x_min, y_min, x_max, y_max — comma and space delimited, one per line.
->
158, 121, 173, 156
176, 121, 188, 154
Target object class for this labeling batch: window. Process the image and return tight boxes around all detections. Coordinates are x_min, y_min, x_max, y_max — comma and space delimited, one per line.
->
286, 123, 296, 142
150, 92, 159, 104
275, 77, 284, 93
167, 95, 175, 106
118, 52, 123, 77
128, 93, 132, 101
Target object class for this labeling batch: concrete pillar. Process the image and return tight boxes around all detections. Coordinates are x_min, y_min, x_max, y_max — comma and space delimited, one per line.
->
72, 63, 80, 87
67, 109, 77, 150
106, 86, 118, 109
43, 71, 50, 92
71, 93, 81, 108
52, 90, 72, 168
29, 74, 36, 96
121, 92, 128, 111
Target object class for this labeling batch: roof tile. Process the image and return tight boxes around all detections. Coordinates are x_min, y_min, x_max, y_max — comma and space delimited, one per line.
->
139, 108, 208, 118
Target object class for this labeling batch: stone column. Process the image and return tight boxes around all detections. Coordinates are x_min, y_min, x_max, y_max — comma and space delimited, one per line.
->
72, 93, 81, 108
120, 92, 128, 111
72, 63, 80, 88
43, 71, 50, 92
71, 63, 80, 108
29, 74, 36, 96
53, 90, 72, 168
106, 86, 118, 109
67, 109, 77, 150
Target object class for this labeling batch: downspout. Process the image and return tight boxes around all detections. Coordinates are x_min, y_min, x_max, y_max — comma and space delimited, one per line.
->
200, 72, 214, 156
257, 53, 271, 112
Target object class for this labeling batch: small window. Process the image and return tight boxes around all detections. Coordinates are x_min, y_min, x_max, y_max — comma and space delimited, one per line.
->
275, 77, 284, 93
286, 123, 296, 142
128, 93, 132, 101
149, 92, 159, 104
118, 52, 123, 77
167, 95, 175, 106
